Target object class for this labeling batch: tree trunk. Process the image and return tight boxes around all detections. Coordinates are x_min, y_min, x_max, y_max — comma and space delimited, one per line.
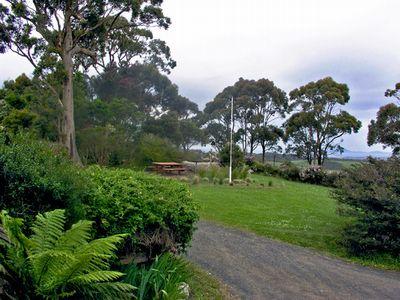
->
61, 11, 81, 164
317, 144, 323, 166
262, 144, 266, 163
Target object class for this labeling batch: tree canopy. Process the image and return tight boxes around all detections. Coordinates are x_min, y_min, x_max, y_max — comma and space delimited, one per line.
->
368, 82, 400, 154
0, 0, 174, 162
285, 77, 361, 165
203, 77, 288, 155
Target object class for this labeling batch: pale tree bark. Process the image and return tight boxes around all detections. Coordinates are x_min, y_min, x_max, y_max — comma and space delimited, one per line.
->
60, 4, 81, 164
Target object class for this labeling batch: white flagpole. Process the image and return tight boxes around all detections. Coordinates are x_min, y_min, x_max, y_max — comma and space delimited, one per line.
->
229, 96, 234, 184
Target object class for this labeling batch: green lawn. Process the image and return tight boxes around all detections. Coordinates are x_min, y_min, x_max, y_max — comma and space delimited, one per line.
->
191, 175, 400, 270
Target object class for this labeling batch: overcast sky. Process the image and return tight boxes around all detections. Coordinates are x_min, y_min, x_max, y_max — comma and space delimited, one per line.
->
1, 0, 399, 152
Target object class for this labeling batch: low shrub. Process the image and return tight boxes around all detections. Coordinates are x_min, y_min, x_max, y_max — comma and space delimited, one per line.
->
124, 253, 190, 300
333, 157, 400, 255
219, 144, 244, 169
212, 177, 219, 185
191, 175, 200, 185
84, 166, 198, 259
235, 166, 250, 180
0, 134, 88, 226
201, 177, 210, 184
249, 161, 265, 173
321, 171, 341, 187
196, 165, 247, 181
300, 165, 327, 185
278, 161, 301, 181
263, 163, 280, 176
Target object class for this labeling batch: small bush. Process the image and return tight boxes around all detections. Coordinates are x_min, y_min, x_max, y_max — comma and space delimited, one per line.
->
264, 163, 280, 176
219, 144, 244, 169
191, 175, 200, 185
0, 134, 87, 226
250, 161, 265, 173
278, 161, 301, 181
84, 166, 198, 259
268, 180, 273, 187
232, 166, 249, 180
333, 158, 400, 255
322, 171, 341, 187
300, 165, 327, 185
201, 177, 210, 184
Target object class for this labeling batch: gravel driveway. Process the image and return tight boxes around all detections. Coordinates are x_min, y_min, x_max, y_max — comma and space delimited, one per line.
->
187, 221, 400, 300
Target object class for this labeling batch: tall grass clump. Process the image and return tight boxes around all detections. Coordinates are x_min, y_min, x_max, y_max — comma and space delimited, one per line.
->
124, 253, 191, 300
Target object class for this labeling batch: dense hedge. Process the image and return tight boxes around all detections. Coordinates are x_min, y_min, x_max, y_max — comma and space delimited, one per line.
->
0, 134, 198, 259
333, 158, 400, 255
0, 134, 87, 225
84, 166, 198, 258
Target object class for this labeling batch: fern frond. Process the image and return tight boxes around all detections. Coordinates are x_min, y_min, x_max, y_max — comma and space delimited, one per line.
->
30, 210, 66, 255
69, 271, 125, 284
79, 234, 127, 258
29, 250, 75, 288
76, 282, 135, 300
0, 211, 29, 250
55, 220, 93, 251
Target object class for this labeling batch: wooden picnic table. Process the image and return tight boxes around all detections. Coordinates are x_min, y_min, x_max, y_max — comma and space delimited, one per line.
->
152, 162, 186, 175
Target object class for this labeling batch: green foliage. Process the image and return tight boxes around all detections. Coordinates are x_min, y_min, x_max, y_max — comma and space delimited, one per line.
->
232, 166, 249, 180
204, 77, 288, 154
219, 144, 244, 169
134, 134, 182, 167
278, 161, 301, 181
333, 158, 400, 255
0, 134, 87, 226
300, 166, 328, 185
124, 253, 190, 300
92, 64, 194, 117
84, 166, 198, 258
77, 125, 133, 166
196, 165, 248, 183
368, 102, 400, 154
0, 209, 134, 299
250, 161, 280, 176
285, 77, 362, 165
0, 74, 59, 140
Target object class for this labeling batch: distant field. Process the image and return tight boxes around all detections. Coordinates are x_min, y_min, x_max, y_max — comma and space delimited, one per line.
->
264, 159, 362, 171
191, 175, 400, 270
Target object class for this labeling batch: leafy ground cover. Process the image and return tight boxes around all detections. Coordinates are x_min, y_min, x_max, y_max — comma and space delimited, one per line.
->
191, 175, 400, 270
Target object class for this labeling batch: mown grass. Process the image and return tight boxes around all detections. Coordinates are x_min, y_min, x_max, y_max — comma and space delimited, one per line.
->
191, 174, 400, 270
186, 262, 235, 299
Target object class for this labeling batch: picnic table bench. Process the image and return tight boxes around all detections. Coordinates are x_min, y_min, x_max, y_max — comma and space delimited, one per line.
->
151, 162, 187, 175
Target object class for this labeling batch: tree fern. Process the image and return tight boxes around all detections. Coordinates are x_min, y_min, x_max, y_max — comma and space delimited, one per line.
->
0, 209, 135, 299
